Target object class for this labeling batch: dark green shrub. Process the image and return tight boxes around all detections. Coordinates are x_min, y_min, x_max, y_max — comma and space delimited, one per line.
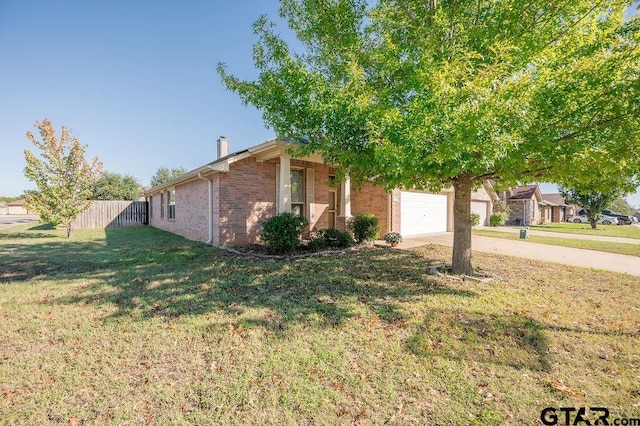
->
489, 212, 509, 226
307, 228, 355, 251
348, 213, 380, 243
306, 229, 328, 251
335, 230, 355, 248
470, 212, 481, 226
261, 212, 308, 254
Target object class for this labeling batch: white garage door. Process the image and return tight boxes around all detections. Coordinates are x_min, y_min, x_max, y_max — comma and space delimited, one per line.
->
401, 191, 448, 235
471, 201, 489, 227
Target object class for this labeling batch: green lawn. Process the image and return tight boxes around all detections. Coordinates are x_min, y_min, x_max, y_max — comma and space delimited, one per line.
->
473, 229, 640, 257
1, 225, 639, 425
528, 222, 640, 239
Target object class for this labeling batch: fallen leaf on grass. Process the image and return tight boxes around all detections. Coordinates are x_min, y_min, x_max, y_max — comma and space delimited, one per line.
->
547, 378, 585, 397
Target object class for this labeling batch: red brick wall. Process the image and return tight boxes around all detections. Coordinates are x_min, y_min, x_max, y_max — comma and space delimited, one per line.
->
350, 183, 391, 235
148, 178, 210, 242
217, 157, 277, 245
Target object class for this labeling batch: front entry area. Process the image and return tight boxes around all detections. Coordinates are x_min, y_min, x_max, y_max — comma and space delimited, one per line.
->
328, 190, 337, 228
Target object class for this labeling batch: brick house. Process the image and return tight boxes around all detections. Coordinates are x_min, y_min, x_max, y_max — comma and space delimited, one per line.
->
498, 185, 544, 226
145, 138, 496, 246
540, 193, 577, 222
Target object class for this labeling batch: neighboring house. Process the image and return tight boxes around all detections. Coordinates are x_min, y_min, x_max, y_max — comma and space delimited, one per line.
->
541, 193, 577, 223
6, 199, 33, 215
497, 185, 544, 226
145, 137, 496, 246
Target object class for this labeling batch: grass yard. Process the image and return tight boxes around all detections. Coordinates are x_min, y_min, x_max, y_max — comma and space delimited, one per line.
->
1, 225, 639, 425
528, 222, 640, 239
473, 229, 640, 257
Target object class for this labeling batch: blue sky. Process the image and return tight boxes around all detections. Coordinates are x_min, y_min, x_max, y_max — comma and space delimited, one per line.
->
1, 1, 638, 208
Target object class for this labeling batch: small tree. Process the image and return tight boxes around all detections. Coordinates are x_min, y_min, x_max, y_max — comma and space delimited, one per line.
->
608, 196, 635, 216
560, 187, 623, 229
91, 172, 141, 201
150, 167, 187, 188
489, 200, 511, 226
24, 119, 103, 237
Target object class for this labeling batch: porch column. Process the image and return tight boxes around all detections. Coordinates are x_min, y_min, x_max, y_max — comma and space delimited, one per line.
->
278, 155, 291, 213
337, 175, 351, 230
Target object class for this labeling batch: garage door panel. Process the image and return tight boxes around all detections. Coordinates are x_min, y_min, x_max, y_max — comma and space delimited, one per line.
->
401, 192, 448, 235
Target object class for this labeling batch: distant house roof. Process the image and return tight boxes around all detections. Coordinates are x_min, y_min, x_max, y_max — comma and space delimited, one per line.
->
542, 193, 569, 207
509, 185, 539, 200
7, 199, 26, 206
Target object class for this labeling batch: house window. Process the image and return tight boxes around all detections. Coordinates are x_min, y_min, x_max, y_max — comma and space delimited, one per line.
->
168, 189, 176, 219
160, 193, 165, 218
290, 169, 304, 216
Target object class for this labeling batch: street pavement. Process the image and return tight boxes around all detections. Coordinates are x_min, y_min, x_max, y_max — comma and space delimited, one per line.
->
477, 225, 640, 245
393, 230, 640, 277
0, 215, 40, 229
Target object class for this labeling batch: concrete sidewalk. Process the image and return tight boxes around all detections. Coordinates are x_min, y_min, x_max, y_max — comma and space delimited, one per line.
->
396, 232, 640, 277
478, 226, 640, 245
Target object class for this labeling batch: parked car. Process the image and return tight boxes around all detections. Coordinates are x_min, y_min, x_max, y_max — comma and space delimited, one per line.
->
578, 209, 633, 225
569, 214, 619, 225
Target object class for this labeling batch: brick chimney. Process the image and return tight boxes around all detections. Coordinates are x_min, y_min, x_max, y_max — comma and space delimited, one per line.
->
217, 136, 229, 159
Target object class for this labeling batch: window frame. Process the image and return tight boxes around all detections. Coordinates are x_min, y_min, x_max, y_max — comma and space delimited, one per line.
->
290, 167, 305, 217
168, 189, 176, 220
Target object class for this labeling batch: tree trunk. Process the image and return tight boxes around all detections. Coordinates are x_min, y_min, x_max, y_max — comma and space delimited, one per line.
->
590, 219, 597, 229
452, 176, 473, 275
67, 221, 73, 238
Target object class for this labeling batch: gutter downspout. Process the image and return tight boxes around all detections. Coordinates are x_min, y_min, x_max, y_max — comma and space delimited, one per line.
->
197, 172, 213, 244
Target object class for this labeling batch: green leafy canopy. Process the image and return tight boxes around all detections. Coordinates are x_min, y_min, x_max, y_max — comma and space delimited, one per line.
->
219, 0, 640, 191
150, 167, 188, 188
91, 172, 141, 201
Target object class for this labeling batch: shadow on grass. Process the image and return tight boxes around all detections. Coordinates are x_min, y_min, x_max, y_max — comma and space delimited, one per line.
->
28, 223, 56, 230
407, 309, 550, 371
0, 226, 477, 331
0, 222, 59, 240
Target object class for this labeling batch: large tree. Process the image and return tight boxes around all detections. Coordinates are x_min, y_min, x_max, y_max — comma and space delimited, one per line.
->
24, 119, 103, 237
219, 0, 640, 274
91, 172, 141, 201
149, 167, 187, 188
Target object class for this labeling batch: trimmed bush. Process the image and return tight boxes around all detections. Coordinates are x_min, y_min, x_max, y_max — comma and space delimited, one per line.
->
470, 213, 481, 226
348, 213, 380, 243
261, 212, 308, 254
489, 212, 509, 226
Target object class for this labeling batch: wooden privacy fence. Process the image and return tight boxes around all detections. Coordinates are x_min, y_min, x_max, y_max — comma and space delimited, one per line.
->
73, 200, 148, 229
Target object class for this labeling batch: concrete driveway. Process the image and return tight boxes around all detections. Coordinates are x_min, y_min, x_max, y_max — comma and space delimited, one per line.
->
396, 232, 640, 277
0, 215, 40, 229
